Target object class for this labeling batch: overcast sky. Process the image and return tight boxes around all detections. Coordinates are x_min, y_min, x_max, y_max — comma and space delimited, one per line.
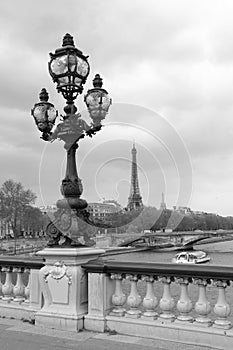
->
1, 0, 233, 216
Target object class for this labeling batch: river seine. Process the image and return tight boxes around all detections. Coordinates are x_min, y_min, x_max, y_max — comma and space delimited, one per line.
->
106, 239, 233, 265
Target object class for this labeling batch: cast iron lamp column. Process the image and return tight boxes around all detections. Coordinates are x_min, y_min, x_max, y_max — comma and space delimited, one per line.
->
31, 34, 111, 246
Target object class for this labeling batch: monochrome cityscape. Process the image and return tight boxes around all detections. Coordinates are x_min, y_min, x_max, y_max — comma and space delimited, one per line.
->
0, 1, 233, 349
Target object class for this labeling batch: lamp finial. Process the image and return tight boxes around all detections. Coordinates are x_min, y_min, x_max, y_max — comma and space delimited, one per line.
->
39, 88, 49, 102
62, 33, 75, 47
93, 74, 103, 88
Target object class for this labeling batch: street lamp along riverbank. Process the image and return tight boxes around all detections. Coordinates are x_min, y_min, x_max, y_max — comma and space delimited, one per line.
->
31, 34, 111, 247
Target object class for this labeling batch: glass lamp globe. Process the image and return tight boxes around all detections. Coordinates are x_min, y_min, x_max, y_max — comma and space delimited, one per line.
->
31, 88, 58, 136
48, 33, 90, 101
84, 74, 112, 126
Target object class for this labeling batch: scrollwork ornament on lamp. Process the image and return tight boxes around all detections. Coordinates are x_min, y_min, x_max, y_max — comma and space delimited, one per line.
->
31, 34, 112, 247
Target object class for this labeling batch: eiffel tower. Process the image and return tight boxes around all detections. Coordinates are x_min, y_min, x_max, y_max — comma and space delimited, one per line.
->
127, 143, 143, 211
160, 192, 167, 210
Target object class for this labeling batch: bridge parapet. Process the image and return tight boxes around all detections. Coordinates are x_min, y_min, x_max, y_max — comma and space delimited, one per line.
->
84, 260, 233, 349
0, 257, 43, 320
0, 251, 233, 348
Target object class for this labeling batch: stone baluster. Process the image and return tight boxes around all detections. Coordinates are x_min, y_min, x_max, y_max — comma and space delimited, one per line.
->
141, 275, 158, 319
213, 280, 231, 329
0, 267, 3, 298
110, 273, 126, 316
194, 278, 211, 325
24, 268, 31, 303
13, 267, 25, 302
159, 276, 175, 320
176, 277, 193, 322
2, 267, 14, 301
125, 274, 142, 318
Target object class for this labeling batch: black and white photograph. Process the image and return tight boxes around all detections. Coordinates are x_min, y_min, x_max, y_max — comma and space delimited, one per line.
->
0, 1, 233, 349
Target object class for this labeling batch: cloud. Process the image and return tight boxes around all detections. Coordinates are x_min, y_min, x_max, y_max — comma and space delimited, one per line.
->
0, 0, 232, 215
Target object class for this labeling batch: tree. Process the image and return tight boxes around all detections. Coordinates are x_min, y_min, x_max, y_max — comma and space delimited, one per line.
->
150, 209, 172, 231
204, 213, 219, 230
21, 206, 45, 237
0, 179, 37, 238
175, 215, 195, 231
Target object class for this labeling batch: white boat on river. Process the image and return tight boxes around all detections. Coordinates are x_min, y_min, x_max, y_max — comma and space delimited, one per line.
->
172, 251, 210, 264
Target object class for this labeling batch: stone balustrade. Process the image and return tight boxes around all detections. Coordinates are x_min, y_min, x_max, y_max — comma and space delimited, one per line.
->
0, 257, 43, 320
84, 259, 233, 350
0, 250, 233, 348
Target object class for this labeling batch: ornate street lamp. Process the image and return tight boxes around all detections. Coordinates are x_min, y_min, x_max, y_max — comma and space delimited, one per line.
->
31, 34, 111, 246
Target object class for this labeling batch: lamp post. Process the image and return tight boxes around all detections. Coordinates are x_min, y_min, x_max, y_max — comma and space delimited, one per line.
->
31, 34, 111, 247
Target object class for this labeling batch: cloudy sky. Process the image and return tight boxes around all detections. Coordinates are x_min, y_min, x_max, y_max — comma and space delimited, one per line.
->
1, 0, 233, 216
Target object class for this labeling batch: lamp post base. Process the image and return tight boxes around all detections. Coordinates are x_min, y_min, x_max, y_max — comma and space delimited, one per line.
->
46, 207, 90, 248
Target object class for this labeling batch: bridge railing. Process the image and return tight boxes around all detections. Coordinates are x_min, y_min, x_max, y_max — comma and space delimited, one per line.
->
0, 256, 44, 320
0, 250, 233, 348
84, 259, 233, 349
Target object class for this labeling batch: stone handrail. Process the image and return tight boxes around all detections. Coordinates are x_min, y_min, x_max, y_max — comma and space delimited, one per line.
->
0, 256, 44, 268
84, 259, 233, 350
0, 256, 44, 320
84, 259, 233, 279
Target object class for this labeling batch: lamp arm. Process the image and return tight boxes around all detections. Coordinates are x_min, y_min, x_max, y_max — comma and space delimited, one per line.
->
41, 132, 53, 142
86, 124, 102, 138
